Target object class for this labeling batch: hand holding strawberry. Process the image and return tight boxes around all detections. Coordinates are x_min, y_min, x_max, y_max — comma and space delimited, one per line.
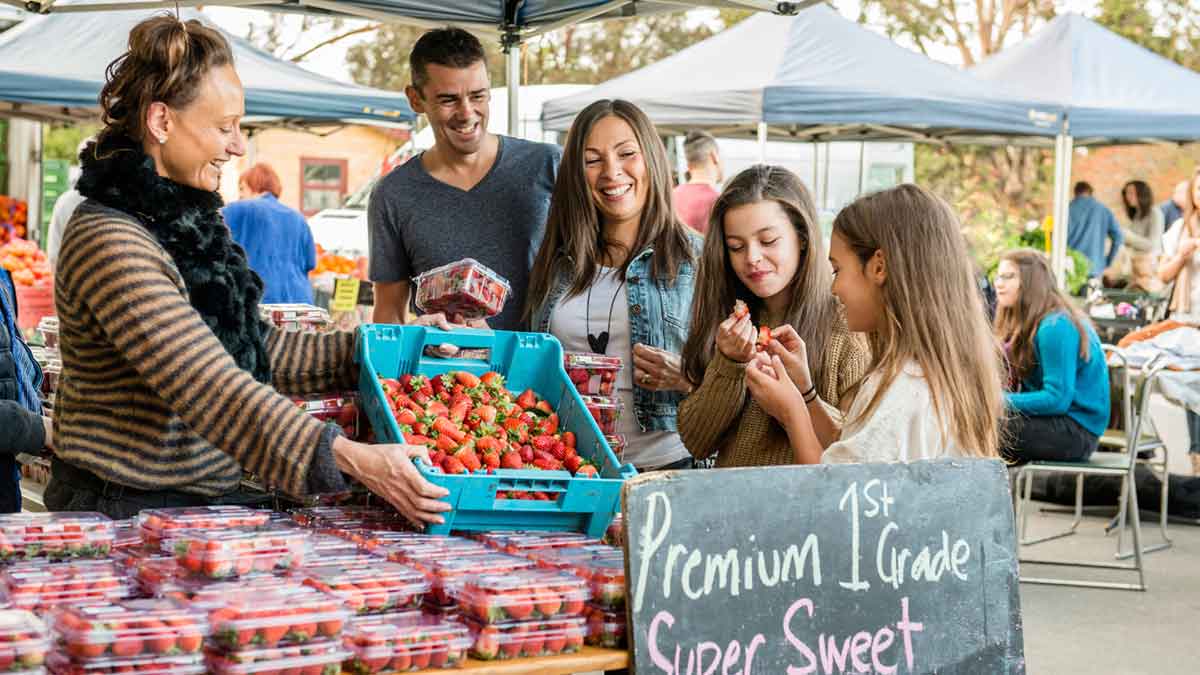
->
716, 308, 757, 363
744, 354, 806, 430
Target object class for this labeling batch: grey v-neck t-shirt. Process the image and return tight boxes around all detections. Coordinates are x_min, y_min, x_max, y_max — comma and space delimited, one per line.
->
368, 135, 561, 331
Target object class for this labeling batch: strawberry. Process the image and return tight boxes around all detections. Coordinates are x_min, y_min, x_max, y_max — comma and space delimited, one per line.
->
532, 458, 561, 471
426, 400, 450, 418
474, 626, 501, 660
733, 298, 750, 319
430, 450, 446, 466
432, 417, 466, 443
551, 441, 567, 460
395, 408, 417, 426
475, 436, 503, 454
403, 433, 432, 446
503, 418, 529, 444
435, 434, 459, 453
480, 371, 505, 388
504, 592, 534, 621
482, 451, 501, 470
455, 447, 483, 472
539, 413, 559, 435
534, 400, 554, 415
474, 405, 497, 424
520, 445, 534, 463
442, 457, 467, 474
500, 451, 523, 470
576, 465, 599, 478
531, 435, 557, 453
757, 325, 771, 350
561, 431, 576, 448
516, 389, 537, 410
564, 455, 582, 474
450, 397, 471, 424
455, 371, 481, 388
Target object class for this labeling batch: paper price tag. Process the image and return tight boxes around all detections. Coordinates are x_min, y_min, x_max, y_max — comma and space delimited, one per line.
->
331, 278, 361, 313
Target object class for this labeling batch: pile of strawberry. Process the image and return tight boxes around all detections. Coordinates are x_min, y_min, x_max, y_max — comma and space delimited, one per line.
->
379, 372, 600, 495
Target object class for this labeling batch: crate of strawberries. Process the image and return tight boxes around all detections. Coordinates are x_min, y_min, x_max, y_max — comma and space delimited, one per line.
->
356, 325, 637, 538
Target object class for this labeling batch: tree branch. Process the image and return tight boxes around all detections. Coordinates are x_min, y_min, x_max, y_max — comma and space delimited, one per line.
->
291, 24, 381, 63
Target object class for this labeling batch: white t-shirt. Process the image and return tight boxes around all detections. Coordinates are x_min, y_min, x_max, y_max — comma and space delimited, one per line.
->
1163, 218, 1200, 318
821, 361, 964, 464
549, 266, 690, 470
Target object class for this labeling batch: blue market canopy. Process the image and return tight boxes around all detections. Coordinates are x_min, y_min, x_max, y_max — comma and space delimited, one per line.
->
544, 5, 1060, 142
971, 13, 1200, 144
0, 7, 414, 125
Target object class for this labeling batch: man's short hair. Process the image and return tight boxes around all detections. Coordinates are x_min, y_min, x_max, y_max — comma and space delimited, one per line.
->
683, 130, 718, 167
1074, 181, 1093, 197
410, 28, 487, 92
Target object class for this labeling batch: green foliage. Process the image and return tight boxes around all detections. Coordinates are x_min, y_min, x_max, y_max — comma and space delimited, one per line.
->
978, 226, 1091, 295
42, 123, 99, 163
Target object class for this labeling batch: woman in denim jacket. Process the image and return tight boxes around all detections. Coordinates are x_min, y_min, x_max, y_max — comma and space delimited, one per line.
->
527, 100, 701, 472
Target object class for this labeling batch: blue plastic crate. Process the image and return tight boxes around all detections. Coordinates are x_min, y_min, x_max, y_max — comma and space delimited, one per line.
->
356, 324, 637, 538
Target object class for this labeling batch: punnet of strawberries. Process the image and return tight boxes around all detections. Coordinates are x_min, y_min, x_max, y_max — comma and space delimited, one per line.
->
378, 371, 603, 497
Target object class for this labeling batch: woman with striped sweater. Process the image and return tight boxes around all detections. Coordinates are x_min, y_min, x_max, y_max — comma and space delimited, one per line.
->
45, 16, 449, 525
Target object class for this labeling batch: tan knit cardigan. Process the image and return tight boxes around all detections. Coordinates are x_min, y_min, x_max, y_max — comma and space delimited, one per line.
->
53, 201, 357, 497
678, 317, 869, 467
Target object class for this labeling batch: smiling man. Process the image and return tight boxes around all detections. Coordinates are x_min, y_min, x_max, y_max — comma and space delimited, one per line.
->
368, 28, 562, 331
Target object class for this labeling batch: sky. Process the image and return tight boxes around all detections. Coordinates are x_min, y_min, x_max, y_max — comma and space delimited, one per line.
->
205, 0, 1104, 85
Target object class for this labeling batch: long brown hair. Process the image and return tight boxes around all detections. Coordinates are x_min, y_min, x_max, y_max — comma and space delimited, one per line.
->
834, 184, 1004, 458
99, 15, 233, 145
994, 249, 1094, 382
682, 165, 837, 387
525, 100, 693, 320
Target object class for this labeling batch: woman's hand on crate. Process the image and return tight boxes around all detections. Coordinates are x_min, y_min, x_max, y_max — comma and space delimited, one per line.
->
332, 437, 451, 526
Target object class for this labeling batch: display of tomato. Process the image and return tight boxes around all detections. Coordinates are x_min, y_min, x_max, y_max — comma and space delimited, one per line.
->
51, 599, 207, 661
0, 238, 49, 287
564, 352, 622, 396
343, 614, 470, 673
207, 586, 349, 651
464, 616, 585, 661
138, 506, 271, 550
584, 603, 626, 649
413, 258, 510, 319
310, 246, 367, 281
377, 370, 604, 494
0, 513, 114, 562
204, 639, 349, 675
300, 562, 429, 616
2, 560, 133, 615
171, 527, 309, 580
456, 569, 588, 625
0, 609, 49, 672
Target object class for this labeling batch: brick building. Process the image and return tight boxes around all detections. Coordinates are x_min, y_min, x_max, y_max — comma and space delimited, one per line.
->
1071, 143, 1200, 220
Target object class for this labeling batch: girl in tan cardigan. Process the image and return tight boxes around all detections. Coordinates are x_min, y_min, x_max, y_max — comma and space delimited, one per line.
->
678, 166, 869, 467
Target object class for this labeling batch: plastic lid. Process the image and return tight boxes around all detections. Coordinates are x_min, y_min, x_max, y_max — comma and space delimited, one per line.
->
301, 562, 430, 615
205, 641, 349, 675
0, 608, 49, 645
378, 538, 490, 565
343, 615, 471, 673
457, 569, 588, 624
47, 651, 204, 675
138, 507, 270, 539
423, 553, 533, 580
489, 532, 601, 555
578, 395, 623, 409
52, 599, 207, 660
0, 513, 114, 560
413, 258, 509, 291
2, 561, 133, 613
563, 352, 623, 370
207, 586, 350, 651
171, 527, 310, 579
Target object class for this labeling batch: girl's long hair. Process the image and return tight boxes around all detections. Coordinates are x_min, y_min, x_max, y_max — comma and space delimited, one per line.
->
834, 184, 1005, 458
994, 249, 1094, 383
525, 99, 693, 321
682, 165, 838, 388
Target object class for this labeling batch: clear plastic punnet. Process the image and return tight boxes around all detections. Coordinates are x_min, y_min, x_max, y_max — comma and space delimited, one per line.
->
413, 258, 511, 319
579, 395, 622, 436
0, 513, 114, 562
484, 532, 601, 557
420, 554, 533, 607
170, 527, 310, 580
455, 569, 588, 624
50, 599, 207, 661
563, 352, 622, 396
138, 507, 271, 549
204, 640, 348, 675
2, 561, 133, 614
343, 614, 470, 673
0, 609, 49, 672
584, 603, 626, 649
572, 556, 626, 611
300, 562, 429, 616
207, 586, 350, 651
46, 651, 204, 675
377, 538, 489, 566
463, 616, 586, 661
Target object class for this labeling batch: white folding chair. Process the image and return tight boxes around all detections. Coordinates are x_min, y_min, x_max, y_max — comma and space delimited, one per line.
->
1014, 347, 1168, 591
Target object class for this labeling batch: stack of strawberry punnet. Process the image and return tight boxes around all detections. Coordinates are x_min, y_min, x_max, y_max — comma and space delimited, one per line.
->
343, 613, 471, 673
168, 526, 309, 581
0, 513, 115, 563
258, 304, 333, 334
563, 352, 628, 459
377, 371, 602, 494
0, 609, 49, 673
0, 561, 135, 617
201, 585, 351, 673
457, 568, 589, 661
414, 259, 510, 320
137, 507, 272, 552
47, 598, 208, 675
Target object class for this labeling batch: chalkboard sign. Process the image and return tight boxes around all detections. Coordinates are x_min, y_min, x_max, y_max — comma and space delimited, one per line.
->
623, 459, 1024, 675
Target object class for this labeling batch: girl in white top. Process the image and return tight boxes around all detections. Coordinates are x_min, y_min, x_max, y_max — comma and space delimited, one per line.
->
1159, 169, 1200, 319
745, 184, 1006, 464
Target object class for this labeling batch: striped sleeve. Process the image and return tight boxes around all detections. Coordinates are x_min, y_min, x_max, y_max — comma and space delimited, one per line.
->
264, 326, 358, 396
67, 220, 328, 497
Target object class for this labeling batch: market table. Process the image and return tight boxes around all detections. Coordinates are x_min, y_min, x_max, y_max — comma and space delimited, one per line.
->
405, 646, 628, 674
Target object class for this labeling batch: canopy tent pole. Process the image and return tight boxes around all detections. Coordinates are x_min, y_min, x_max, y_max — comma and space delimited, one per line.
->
504, 40, 520, 138
756, 122, 767, 163
1050, 129, 1074, 289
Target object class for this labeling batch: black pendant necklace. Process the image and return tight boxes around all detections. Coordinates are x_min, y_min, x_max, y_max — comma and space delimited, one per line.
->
586, 273, 625, 355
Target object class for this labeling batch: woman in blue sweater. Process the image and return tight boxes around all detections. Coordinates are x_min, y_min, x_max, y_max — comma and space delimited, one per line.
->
994, 249, 1110, 463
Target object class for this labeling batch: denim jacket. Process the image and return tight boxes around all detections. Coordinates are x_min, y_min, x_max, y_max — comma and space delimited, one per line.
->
531, 233, 702, 433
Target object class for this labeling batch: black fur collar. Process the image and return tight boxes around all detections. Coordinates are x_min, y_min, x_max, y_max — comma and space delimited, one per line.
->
77, 134, 272, 383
